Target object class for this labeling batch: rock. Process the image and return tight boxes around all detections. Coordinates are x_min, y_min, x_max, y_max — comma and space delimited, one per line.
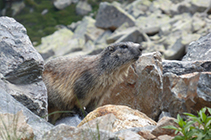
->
36, 28, 74, 60
160, 13, 201, 60
73, 16, 105, 42
158, 111, 171, 120
163, 60, 211, 75
0, 17, 47, 118
95, 2, 136, 30
11, 1, 25, 16
107, 26, 146, 44
41, 9, 48, 15
117, 130, 145, 140
163, 36, 185, 60
53, 0, 72, 10
169, 0, 211, 16
182, 32, 211, 61
67, 21, 81, 31
163, 32, 200, 60
151, 117, 178, 137
191, 0, 211, 13
106, 22, 131, 43
78, 114, 118, 132
157, 135, 174, 140
0, 80, 47, 118
94, 30, 112, 45
36, 28, 74, 59
153, 0, 174, 15
102, 52, 163, 121
78, 105, 157, 132
0, 88, 53, 140
42, 124, 119, 140
136, 13, 171, 35
0, 111, 34, 140
192, 13, 206, 32
125, 0, 152, 18
55, 115, 82, 127
137, 130, 156, 140
162, 72, 211, 118
76, 1, 92, 16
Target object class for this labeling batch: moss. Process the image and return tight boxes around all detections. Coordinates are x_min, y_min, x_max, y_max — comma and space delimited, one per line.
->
13, 0, 83, 45
0, 0, 5, 10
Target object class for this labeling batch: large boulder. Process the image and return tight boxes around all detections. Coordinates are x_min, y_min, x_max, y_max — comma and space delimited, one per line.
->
102, 52, 163, 120
0, 17, 48, 118
95, 2, 136, 30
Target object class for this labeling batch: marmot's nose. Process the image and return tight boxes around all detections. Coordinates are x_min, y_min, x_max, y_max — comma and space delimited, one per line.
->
138, 45, 145, 52
134, 43, 145, 52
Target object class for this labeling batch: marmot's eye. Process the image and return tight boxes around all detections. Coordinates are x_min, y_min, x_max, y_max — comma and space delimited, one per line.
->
120, 45, 128, 49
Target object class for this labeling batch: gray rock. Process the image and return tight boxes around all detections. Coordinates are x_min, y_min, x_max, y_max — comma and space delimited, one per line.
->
163, 37, 185, 60
116, 130, 145, 140
0, 80, 47, 118
169, 0, 210, 16
197, 73, 211, 103
53, 0, 72, 10
42, 124, 119, 140
125, 0, 152, 18
76, 1, 92, 16
55, 115, 82, 127
182, 32, 211, 61
94, 30, 112, 45
95, 2, 136, 30
73, 16, 104, 41
36, 28, 75, 60
162, 72, 211, 118
0, 88, 53, 140
67, 21, 81, 31
107, 27, 146, 44
158, 112, 171, 120
0, 17, 48, 117
153, 0, 174, 15
163, 60, 211, 75
11, 1, 25, 16
136, 13, 171, 35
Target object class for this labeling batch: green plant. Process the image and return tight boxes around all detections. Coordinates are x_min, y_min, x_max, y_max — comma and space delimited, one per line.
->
163, 107, 211, 140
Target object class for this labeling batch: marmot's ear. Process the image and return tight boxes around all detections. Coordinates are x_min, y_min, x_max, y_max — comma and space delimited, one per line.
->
108, 46, 114, 52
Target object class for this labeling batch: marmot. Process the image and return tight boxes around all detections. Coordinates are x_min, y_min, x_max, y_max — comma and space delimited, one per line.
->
42, 42, 143, 123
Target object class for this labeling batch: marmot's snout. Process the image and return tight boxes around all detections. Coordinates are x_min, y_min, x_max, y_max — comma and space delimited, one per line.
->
132, 43, 144, 60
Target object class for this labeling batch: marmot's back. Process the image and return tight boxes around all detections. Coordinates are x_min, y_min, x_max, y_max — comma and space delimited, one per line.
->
43, 42, 143, 123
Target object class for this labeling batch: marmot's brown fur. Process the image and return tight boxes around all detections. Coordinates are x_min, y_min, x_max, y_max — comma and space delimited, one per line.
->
42, 42, 143, 123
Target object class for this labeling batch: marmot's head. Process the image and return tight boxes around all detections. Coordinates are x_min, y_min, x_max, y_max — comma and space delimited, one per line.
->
99, 42, 144, 73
